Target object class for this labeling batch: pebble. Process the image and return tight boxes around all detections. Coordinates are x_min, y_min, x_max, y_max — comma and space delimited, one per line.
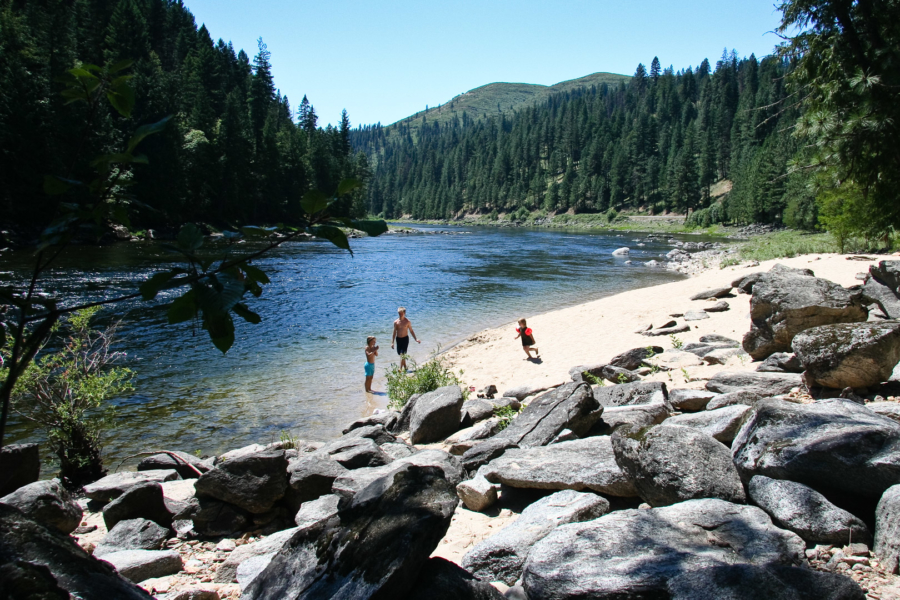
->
216, 539, 236, 552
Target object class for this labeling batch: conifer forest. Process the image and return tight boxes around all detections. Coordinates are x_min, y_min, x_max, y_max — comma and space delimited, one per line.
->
0, 0, 369, 232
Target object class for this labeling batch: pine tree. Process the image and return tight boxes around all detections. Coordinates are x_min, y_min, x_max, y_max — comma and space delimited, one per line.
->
650, 57, 661, 80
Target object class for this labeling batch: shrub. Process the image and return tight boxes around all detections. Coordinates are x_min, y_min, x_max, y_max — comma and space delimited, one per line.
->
385, 351, 467, 410
9, 307, 133, 488
605, 207, 619, 223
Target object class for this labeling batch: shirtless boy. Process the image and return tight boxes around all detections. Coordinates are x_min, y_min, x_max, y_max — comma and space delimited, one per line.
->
391, 307, 421, 370
364, 336, 378, 393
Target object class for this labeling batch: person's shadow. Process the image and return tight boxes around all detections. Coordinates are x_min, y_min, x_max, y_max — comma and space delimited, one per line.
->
527, 357, 543, 364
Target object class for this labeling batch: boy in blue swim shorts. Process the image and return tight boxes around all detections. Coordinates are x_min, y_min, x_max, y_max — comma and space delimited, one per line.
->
365, 336, 378, 393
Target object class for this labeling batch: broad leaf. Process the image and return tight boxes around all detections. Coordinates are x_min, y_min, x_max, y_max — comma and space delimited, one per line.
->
177, 223, 204, 252
167, 290, 197, 324
232, 303, 261, 324
241, 264, 270, 284
311, 225, 351, 252
349, 219, 388, 237
140, 271, 178, 300
337, 178, 362, 196
240, 226, 277, 238
43, 175, 76, 196
108, 59, 134, 74
300, 190, 329, 215
202, 310, 235, 353
126, 116, 171, 153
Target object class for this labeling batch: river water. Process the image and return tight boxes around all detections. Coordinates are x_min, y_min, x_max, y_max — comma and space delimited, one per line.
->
2, 225, 706, 465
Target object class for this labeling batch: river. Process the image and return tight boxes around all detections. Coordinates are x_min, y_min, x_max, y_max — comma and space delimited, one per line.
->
1, 225, 710, 466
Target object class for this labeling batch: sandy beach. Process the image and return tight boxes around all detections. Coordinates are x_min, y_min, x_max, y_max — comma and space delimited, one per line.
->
444, 253, 882, 395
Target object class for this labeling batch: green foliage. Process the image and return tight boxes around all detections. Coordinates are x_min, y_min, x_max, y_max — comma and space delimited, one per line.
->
669, 334, 684, 349
779, 0, 900, 241
730, 230, 839, 262
605, 208, 619, 224
494, 404, 523, 432
582, 371, 602, 385
5, 308, 133, 488
279, 429, 297, 450
385, 352, 467, 410
1, 2, 370, 232
616, 372, 630, 384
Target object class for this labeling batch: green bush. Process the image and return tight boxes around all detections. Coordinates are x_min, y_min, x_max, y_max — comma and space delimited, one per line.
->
385, 352, 467, 410
8, 307, 133, 488
605, 207, 619, 223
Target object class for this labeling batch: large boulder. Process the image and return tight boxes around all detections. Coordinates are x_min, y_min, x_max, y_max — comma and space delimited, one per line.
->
593, 380, 667, 408
83, 470, 180, 502
462, 490, 610, 585
861, 262, 900, 319
242, 464, 458, 599
393, 393, 422, 433
214, 527, 298, 584
407, 557, 505, 600
609, 346, 663, 370
94, 518, 169, 557
742, 264, 868, 360
792, 321, 900, 389
690, 286, 732, 300
456, 471, 498, 512
0, 443, 40, 496
600, 364, 641, 384
748, 475, 871, 546
284, 455, 348, 510
491, 382, 601, 448
522, 499, 806, 599
179, 497, 249, 537
706, 371, 801, 396
447, 418, 503, 455
757, 352, 803, 373
666, 564, 865, 600
137, 451, 211, 479
481, 437, 637, 497
0, 478, 82, 534
669, 388, 718, 411
665, 405, 751, 444
706, 390, 764, 411
732, 398, 900, 499
343, 410, 400, 434
0, 503, 151, 599
103, 481, 173, 530
461, 437, 519, 473
409, 385, 465, 444
341, 424, 397, 445
875, 484, 900, 574
589, 400, 671, 436
316, 437, 392, 469
193, 449, 288, 514
869, 401, 900, 424
612, 424, 746, 507
331, 449, 464, 499
501, 383, 552, 401
99, 549, 182, 583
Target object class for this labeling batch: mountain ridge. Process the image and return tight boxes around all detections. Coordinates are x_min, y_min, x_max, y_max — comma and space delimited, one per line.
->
385, 71, 631, 132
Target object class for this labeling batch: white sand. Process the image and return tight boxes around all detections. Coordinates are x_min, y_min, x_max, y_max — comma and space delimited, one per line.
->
444, 253, 880, 394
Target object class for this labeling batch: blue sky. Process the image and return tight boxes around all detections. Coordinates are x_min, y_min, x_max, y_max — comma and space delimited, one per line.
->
182, 0, 785, 127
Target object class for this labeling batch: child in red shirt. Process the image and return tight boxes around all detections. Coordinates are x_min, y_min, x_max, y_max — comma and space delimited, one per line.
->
514, 318, 539, 359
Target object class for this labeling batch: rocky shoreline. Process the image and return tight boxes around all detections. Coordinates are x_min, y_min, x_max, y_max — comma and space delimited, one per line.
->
4, 260, 900, 599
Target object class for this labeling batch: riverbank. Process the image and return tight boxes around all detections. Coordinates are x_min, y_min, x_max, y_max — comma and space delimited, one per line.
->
443, 253, 881, 394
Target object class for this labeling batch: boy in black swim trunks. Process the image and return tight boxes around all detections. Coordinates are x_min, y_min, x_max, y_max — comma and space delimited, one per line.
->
391, 306, 421, 371
514, 317, 539, 359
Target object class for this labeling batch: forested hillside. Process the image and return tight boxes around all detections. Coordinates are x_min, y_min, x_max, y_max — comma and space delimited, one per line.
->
385, 71, 631, 140
352, 54, 817, 228
0, 0, 368, 232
